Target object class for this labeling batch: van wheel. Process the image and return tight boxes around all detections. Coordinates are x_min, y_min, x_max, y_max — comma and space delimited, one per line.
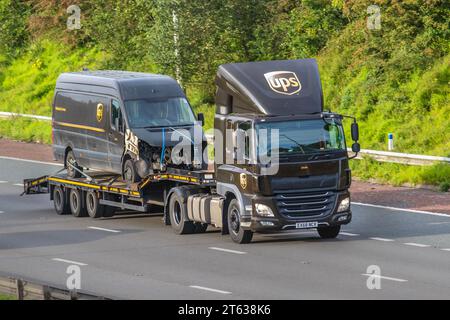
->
169, 192, 195, 234
123, 159, 140, 183
69, 189, 88, 217
227, 199, 253, 244
53, 186, 70, 215
86, 191, 105, 218
66, 150, 82, 178
317, 225, 341, 239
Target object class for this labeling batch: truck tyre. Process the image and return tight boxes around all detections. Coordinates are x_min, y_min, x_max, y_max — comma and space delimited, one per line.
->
53, 186, 71, 215
169, 192, 195, 234
86, 191, 105, 218
194, 222, 208, 233
66, 150, 82, 178
317, 225, 341, 239
69, 188, 88, 217
227, 199, 253, 244
123, 159, 141, 184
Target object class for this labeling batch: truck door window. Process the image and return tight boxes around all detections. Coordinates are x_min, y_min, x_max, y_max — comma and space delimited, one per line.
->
237, 121, 252, 161
111, 99, 123, 132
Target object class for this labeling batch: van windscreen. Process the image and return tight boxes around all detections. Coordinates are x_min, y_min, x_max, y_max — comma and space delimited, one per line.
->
124, 97, 197, 128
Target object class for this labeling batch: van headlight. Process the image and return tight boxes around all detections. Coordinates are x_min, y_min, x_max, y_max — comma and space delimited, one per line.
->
255, 203, 274, 217
337, 197, 350, 213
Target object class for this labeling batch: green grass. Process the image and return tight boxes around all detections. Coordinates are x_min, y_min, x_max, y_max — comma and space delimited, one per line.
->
351, 157, 450, 191
0, 293, 15, 300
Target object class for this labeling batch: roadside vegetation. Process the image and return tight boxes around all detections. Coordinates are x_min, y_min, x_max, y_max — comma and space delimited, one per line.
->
0, 0, 448, 187
0, 293, 15, 300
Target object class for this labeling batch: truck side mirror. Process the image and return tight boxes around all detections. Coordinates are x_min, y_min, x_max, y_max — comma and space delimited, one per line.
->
351, 122, 359, 141
352, 142, 360, 153
197, 113, 205, 127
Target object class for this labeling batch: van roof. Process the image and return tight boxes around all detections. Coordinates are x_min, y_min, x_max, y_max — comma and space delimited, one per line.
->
56, 71, 185, 100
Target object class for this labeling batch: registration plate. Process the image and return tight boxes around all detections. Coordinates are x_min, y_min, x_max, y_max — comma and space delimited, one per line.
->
296, 221, 318, 229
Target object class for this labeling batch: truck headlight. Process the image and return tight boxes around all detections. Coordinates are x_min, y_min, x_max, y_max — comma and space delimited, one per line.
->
337, 197, 350, 213
255, 203, 274, 217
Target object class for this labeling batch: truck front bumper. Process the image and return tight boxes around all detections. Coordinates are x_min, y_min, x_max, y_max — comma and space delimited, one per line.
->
241, 190, 352, 233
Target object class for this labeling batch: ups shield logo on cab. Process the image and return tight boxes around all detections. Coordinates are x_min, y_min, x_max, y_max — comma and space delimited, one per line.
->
264, 71, 302, 95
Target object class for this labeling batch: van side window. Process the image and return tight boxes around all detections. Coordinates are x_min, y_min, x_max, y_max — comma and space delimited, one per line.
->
111, 100, 123, 132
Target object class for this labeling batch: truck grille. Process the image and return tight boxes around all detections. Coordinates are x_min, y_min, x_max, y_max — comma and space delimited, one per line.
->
274, 189, 336, 218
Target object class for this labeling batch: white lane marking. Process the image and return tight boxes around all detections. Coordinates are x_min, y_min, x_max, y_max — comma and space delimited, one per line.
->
88, 226, 121, 233
370, 237, 395, 242
361, 274, 407, 282
52, 258, 88, 266
13, 183, 24, 187
0, 156, 62, 167
0, 211, 4, 214
0, 181, 8, 183
208, 247, 247, 255
353, 202, 449, 217
340, 232, 360, 237
441, 249, 450, 252
428, 221, 450, 225
189, 285, 231, 295
403, 242, 431, 248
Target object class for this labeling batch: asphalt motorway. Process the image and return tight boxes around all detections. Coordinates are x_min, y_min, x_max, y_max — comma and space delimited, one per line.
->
1, 158, 450, 299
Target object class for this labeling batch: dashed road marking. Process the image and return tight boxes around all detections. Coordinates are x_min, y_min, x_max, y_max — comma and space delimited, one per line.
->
0, 181, 8, 184
404, 242, 431, 248
370, 237, 395, 242
13, 183, 24, 187
0, 211, 4, 214
428, 221, 450, 225
88, 226, 121, 233
189, 285, 231, 295
361, 274, 407, 282
52, 258, 88, 266
441, 249, 450, 252
208, 247, 247, 255
340, 232, 360, 237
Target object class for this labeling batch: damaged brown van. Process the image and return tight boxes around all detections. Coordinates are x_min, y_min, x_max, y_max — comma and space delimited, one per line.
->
52, 71, 206, 182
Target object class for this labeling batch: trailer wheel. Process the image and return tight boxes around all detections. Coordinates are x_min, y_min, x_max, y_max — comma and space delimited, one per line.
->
169, 192, 195, 234
317, 225, 341, 239
69, 188, 88, 217
53, 186, 71, 215
86, 191, 105, 219
66, 150, 82, 178
194, 222, 208, 233
227, 199, 253, 244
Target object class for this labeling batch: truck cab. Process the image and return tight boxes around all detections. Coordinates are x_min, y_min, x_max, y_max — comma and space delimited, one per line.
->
212, 59, 360, 242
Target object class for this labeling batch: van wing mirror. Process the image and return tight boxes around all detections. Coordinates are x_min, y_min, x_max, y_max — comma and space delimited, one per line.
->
197, 113, 205, 127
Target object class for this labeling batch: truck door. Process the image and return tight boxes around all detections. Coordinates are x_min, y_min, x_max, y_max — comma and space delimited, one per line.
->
108, 99, 125, 173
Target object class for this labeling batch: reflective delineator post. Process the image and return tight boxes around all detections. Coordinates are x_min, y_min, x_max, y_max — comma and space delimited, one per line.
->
388, 133, 394, 151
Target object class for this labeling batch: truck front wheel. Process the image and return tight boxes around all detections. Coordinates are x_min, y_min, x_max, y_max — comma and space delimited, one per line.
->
169, 192, 195, 234
317, 225, 341, 239
227, 199, 253, 244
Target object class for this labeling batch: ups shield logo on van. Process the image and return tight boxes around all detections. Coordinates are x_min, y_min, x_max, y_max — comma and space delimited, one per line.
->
264, 71, 301, 95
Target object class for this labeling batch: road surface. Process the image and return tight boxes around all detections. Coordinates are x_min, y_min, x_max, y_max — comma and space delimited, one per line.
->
1, 157, 450, 299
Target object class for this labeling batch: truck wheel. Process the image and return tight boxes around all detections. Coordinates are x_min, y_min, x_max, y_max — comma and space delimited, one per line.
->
194, 222, 208, 233
169, 192, 195, 234
317, 225, 341, 239
69, 188, 88, 217
66, 150, 82, 178
53, 186, 71, 215
86, 191, 105, 218
123, 159, 141, 183
227, 199, 253, 244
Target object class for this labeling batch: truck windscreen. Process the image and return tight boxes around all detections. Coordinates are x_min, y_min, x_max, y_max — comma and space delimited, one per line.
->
124, 97, 197, 128
256, 118, 345, 155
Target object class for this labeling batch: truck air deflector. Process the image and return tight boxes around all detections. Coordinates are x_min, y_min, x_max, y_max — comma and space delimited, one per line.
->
215, 59, 323, 116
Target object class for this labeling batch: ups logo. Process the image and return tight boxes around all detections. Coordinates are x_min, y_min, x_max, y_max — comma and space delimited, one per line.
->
264, 71, 302, 95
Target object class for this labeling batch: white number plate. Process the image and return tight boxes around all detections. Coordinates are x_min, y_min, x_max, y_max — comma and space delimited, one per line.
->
296, 221, 318, 229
